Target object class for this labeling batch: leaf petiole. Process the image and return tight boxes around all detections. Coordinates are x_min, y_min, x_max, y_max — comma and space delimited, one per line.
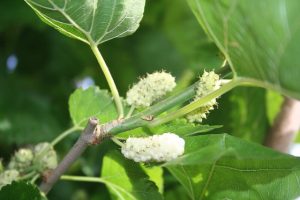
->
125, 106, 135, 119
111, 137, 124, 147
90, 43, 124, 118
61, 175, 106, 184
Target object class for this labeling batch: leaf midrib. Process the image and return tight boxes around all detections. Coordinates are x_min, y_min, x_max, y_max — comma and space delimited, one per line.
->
46, 0, 91, 40
27, 0, 111, 45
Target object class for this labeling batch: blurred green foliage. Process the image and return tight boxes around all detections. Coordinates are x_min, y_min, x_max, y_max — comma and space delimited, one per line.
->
0, 0, 280, 199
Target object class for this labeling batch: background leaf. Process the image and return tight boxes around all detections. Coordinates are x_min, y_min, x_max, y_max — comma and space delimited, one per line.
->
266, 90, 284, 124
69, 86, 118, 127
0, 77, 61, 145
24, 0, 146, 44
167, 134, 300, 200
227, 88, 269, 143
188, 0, 300, 98
101, 150, 163, 200
0, 181, 46, 200
165, 185, 190, 200
141, 165, 164, 194
206, 87, 269, 143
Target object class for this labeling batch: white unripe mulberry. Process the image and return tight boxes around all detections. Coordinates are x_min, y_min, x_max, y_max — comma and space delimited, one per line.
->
15, 148, 33, 163
0, 170, 19, 189
187, 71, 221, 123
121, 133, 185, 162
126, 71, 176, 108
34, 143, 57, 171
8, 148, 33, 170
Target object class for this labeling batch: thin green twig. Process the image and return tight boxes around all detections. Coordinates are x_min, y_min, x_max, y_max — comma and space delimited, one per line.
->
111, 137, 124, 147
51, 126, 81, 146
125, 105, 135, 119
61, 175, 105, 183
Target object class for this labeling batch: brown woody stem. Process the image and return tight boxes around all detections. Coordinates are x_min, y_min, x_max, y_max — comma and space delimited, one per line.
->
39, 118, 122, 194
39, 118, 98, 194
264, 97, 300, 153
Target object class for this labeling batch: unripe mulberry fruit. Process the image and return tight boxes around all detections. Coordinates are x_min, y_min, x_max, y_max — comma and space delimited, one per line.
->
126, 71, 176, 108
187, 71, 221, 123
0, 170, 19, 189
8, 148, 33, 171
34, 143, 57, 171
121, 133, 185, 162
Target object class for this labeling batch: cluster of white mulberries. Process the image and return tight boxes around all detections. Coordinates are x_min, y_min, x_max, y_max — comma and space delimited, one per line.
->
0, 142, 58, 189
126, 71, 176, 108
187, 71, 221, 123
7, 143, 57, 172
121, 133, 185, 162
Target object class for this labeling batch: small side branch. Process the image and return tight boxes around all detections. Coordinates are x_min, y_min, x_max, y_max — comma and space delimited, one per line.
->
264, 97, 300, 153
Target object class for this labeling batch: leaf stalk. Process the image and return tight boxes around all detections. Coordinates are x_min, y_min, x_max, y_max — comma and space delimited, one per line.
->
90, 43, 124, 118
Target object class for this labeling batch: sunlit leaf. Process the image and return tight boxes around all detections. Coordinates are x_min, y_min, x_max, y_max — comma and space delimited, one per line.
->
101, 151, 163, 200
142, 165, 164, 194
25, 0, 145, 44
188, 0, 300, 98
166, 134, 300, 200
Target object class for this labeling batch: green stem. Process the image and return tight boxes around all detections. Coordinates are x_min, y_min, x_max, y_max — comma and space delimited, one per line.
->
18, 171, 37, 180
22, 165, 40, 173
61, 175, 105, 184
125, 106, 135, 119
31, 174, 40, 184
109, 83, 196, 134
61, 175, 136, 199
150, 79, 242, 126
90, 43, 124, 118
51, 126, 81, 146
109, 66, 232, 135
111, 137, 124, 147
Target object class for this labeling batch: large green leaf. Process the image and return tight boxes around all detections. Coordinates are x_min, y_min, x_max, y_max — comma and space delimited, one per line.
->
0, 181, 46, 200
206, 87, 269, 144
188, 0, 300, 99
24, 0, 145, 44
228, 88, 268, 143
101, 151, 163, 200
161, 0, 222, 70
141, 165, 164, 194
166, 134, 300, 200
69, 86, 118, 127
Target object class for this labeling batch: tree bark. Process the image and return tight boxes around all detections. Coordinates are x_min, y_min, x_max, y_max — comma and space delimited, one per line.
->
264, 97, 300, 153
